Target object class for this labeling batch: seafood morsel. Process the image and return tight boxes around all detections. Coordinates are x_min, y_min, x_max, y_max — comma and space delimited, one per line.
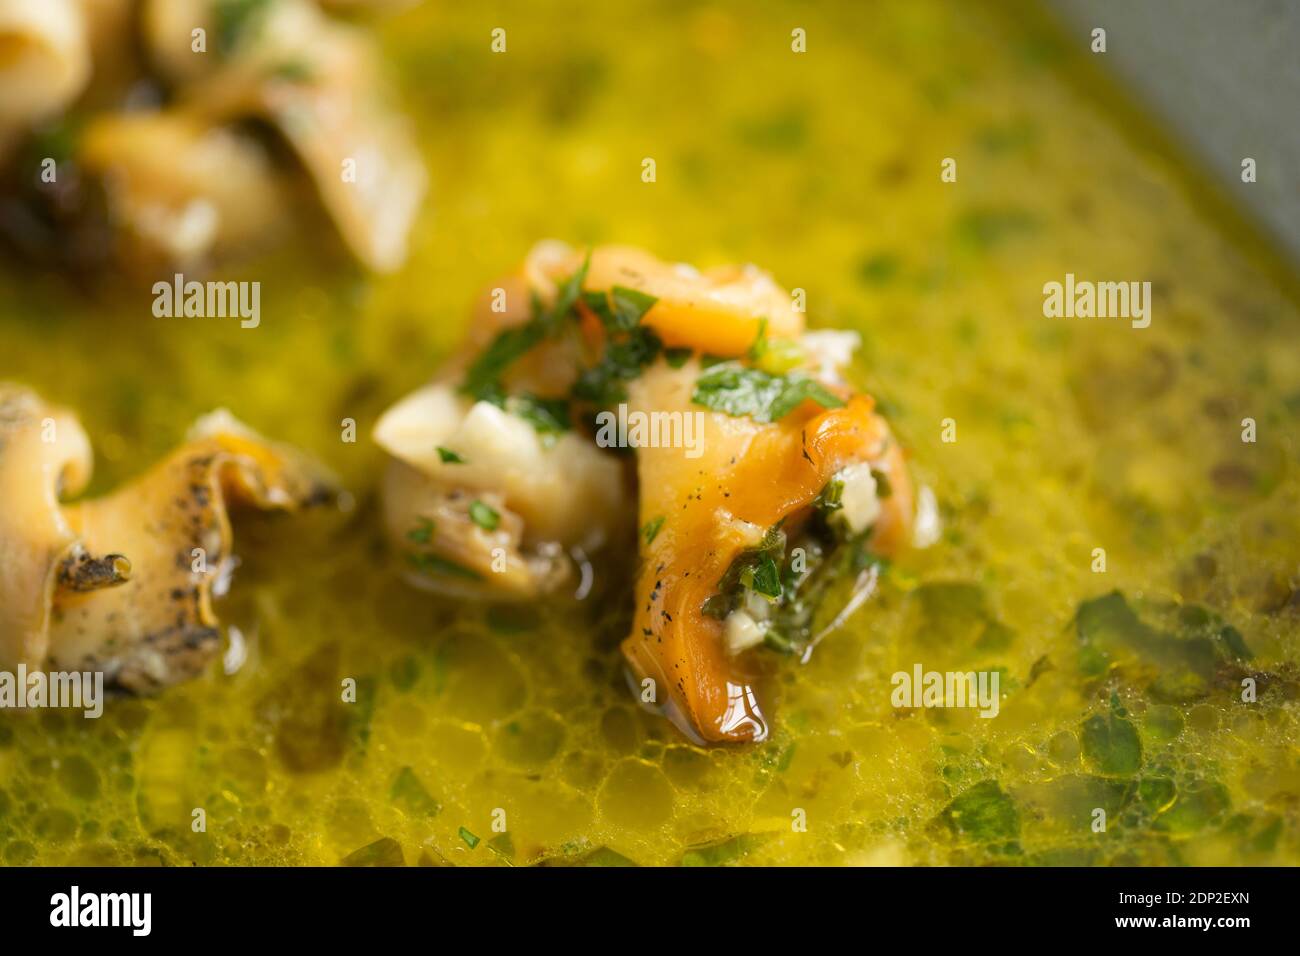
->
0, 0, 424, 271
134, 0, 426, 271
0, 385, 334, 693
0, 0, 90, 142
377, 243, 927, 743
373, 266, 633, 600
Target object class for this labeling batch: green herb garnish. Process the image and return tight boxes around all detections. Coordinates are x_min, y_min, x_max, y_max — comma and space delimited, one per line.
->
691, 363, 787, 419
939, 781, 1020, 842
815, 477, 844, 513
748, 554, 783, 599
468, 500, 500, 531
679, 833, 769, 866
702, 524, 789, 619
701, 593, 732, 619
763, 629, 798, 654
767, 374, 845, 420
461, 320, 548, 403
611, 285, 658, 329
508, 393, 571, 437
745, 319, 803, 373
213, 0, 272, 54
572, 326, 664, 407
270, 59, 315, 83
641, 515, 666, 545
461, 256, 591, 403
857, 252, 900, 285
664, 347, 693, 368
701, 510, 873, 656
406, 517, 435, 544
568, 282, 663, 408
437, 446, 466, 464
747, 318, 769, 362
581, 290, 615, 327
390, 767, 440, 817
755, 337, 804, 375
691, 362, 844, 422
407, 552, 482, 580
550, 253, 591, 330
581, 285, 658, 334
1080, 708, 1142, 777
488, 832, 516, 863
851, 544, 890, 574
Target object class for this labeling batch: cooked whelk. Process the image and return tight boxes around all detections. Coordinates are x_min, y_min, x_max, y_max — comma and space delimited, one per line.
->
0, 388, 334, 692
0, 0, 90, 151
79, 112, 293, 267
524, 241, 803, 356
374, 259, 630, 601
374, 240, 920, 744
377, 384, 627, 600
531, 243, 915, 743
138, 0, 426, 271
623, 361, 912, 742
0, 384, 101, 673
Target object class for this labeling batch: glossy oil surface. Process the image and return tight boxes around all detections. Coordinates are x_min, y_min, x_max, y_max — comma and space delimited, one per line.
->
0, 0, 1296, 865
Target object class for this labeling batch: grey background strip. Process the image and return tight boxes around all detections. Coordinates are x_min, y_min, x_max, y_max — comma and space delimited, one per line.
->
1048, 0, 1300, 263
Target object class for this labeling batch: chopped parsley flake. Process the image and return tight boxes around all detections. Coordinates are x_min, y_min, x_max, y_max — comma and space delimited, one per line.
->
407, 552, 482, 580
641, 515, 666, 545
815, 477, 844, 513
460, 256, 591, 403
437, 446, 466, 464
747, 318, 769, 362
568, 284, 662, 408
610, 285, 659, 329
214, 0, 271, 54
756, 337, 804, 375
460, 320, 548, 403
767, 374, 845, 420
747, 554, 783, 599
508, 393, 571, 437
664, 347, 693, 368
572, 325, 664, 408
763, 629, 798, 654
692, 362, 844, 422
468, 500, 500, 531
406, 517, 435, 544
703, 524, 788, 619
270, 59, 315, 83
744, 319, 803, 373
582, 284, 659, 334
550, 253, 591, 330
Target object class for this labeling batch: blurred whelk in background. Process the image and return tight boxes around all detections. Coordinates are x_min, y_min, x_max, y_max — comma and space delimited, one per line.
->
0, 0, 425, 274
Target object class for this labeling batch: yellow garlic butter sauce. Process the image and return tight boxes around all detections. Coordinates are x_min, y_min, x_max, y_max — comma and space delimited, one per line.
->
0, 0, 1296, 866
